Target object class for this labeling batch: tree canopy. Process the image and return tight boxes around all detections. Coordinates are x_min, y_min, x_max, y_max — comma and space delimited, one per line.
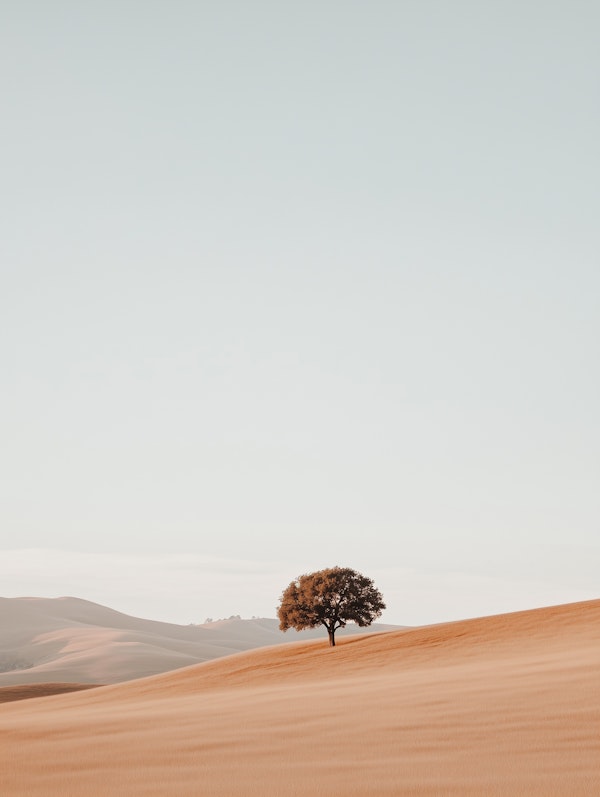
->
277, 567, 386, 646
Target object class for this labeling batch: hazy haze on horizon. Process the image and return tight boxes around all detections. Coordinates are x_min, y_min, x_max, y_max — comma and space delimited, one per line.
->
2, 2, 598, 625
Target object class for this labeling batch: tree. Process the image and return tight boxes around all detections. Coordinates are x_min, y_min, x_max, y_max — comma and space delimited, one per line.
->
277, 567, 386, 647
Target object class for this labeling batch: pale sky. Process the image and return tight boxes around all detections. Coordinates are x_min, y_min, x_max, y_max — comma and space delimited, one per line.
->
1, 2, 598, 626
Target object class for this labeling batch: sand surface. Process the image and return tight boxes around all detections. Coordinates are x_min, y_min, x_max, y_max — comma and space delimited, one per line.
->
1, 598, 599, 796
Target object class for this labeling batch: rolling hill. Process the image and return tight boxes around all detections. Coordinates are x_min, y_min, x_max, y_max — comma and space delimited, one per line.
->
0, 596, 402, 685
0, 598, 598, 795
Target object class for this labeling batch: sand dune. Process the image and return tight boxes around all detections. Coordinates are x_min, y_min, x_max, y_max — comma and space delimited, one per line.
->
0, 596, 402, 685
1, 598, 598, 795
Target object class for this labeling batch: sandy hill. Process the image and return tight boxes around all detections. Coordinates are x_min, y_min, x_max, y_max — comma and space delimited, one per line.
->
0, 598, 598, 796
0, 596, 402, 685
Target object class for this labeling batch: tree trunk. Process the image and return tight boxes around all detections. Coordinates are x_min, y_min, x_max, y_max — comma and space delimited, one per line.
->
328, 628, 335, 647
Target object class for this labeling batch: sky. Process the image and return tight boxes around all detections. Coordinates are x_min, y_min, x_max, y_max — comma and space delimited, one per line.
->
1, 1, 598, 626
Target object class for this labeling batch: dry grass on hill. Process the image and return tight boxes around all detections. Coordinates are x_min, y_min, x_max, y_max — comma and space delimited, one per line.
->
0, 598, 599, 796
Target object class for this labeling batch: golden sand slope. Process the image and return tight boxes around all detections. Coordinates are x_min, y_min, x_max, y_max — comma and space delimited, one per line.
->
1, 599, 599, 796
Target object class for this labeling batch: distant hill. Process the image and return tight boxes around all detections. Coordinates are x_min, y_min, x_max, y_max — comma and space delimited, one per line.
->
0, 596, 404, 686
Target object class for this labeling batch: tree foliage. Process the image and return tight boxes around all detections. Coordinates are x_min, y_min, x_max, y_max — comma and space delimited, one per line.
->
277, 567, 386, 647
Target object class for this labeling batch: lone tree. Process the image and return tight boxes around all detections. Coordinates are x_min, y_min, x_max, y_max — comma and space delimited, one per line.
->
277, 567, 385, 647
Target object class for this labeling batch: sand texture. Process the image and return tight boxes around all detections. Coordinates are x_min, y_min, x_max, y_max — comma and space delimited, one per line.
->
1, 598, 599, 796
0, 596, 401, 685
